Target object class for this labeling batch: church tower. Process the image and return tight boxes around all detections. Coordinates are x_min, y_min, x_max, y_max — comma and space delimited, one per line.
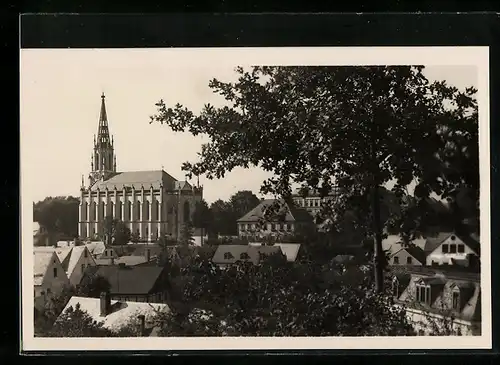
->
88, 93, 116, 187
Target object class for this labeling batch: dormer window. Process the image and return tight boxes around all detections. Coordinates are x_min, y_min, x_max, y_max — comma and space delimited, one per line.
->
416, 281, 431, 305
451, 235, 456, 241
224, 252, 234, 260
457, 244, 465, 253
442, 244, 449, 253
393, 256, 399, 264
84, 249, 88, 258
240, 252, 250, 260
449, 244, 457, 254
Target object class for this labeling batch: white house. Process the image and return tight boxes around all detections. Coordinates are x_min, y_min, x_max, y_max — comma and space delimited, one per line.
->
33, 251, 70, 310
34, 245, 97, 286
424, 232, 480, 266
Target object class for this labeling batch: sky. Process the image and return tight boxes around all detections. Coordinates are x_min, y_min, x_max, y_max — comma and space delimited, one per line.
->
20, 49, 478, 205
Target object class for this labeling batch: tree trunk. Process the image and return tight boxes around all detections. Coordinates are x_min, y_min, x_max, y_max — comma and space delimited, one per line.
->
372, 185, 384, 293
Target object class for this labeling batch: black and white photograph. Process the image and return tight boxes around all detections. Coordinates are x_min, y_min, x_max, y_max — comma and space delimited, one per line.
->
20, 47, 491, 350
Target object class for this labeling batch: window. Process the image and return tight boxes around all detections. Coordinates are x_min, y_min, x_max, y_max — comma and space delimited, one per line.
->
271, 224, 276, 231
457, 244, 465, 253
240, 252, 250, 260
137, 201, 141, 220
442, 244, 449, 253
94, 204, 98, 221
104, 250, 108, 257
145, 201, 150, 220
393, 256, 399, 264
449, 244, 457, 253
416, 283, 431, 305
84, 249, 88, 258
119, 202, 123, 221
451, 235, 456, 241
127, 202, 132, 221
392, 278, 399, 298
246, 224, 250, 231
284, 223, 289, 231
53, 268, 57, 278
46, 288, 51, 295
224, 252, 234, 260
81, 264, 86, 273
156, 201, 160, 221
278, 223, 283, 231
452, 290, 460, 310
109, 202, 114, 218
407, 256, 413, 264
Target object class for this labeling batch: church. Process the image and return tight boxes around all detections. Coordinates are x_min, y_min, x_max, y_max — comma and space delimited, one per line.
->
78, 93, 203, 241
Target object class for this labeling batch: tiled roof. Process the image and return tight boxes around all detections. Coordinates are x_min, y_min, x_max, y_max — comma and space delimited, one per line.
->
33, 251, 55, 286
91, 265, 165, 295
89, 170, 178, 191
86, 242, 107, 256
237, 199, 313, 223
211, 245, 282, 265
59, 296, 169, 333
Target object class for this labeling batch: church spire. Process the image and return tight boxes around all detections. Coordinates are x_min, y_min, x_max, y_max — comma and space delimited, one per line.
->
89, 93, 116, 186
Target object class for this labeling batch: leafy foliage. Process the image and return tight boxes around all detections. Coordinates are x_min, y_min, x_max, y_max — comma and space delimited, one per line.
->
103, 215, 131, 246
157, 256, 414, 336
150, 66, 478, 292
48, 303, 112, 337
33, 196, 79, 238
179, 221, 195, 246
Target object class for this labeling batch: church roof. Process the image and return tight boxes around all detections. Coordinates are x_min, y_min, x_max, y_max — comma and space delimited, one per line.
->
89, 170, 179, 191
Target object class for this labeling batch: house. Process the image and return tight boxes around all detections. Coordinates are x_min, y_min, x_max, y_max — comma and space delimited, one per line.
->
33, 221, 50, 247
391, 267, 481, 336
33, 251, 70, 310
382, 235, 427, 266
57, 292, 169, 336
237, 199, 314, 239
212, 244, 284, 267
291, 187, 341, 218
424, 232, 480, 267
34, 245, 96, 286
85, 265, 169, 303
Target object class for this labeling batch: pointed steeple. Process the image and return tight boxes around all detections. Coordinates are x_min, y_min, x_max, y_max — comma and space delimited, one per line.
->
97, 93, 111, 148
89, 93, 116, 186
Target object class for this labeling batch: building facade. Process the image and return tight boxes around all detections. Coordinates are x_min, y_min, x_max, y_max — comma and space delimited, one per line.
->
78, 94, 203, 241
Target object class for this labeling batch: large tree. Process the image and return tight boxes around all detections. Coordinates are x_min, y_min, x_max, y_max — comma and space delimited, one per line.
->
102, 216, 131, 246
150, 66, 478, 292
192, 200, 212, 244
33, 196, 80, 238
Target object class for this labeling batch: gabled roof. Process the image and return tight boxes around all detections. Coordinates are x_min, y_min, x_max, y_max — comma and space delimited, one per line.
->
89, 170, 178, 191
424, 232, 480, 255
85, 242, 107, 257
34, 246, 73, 269
274, 243, 301, 262
174, 180, 192, 190
114, 255, 153, 266
90, 265, 165, 295
393, 246, 427, 265
33, 251, 56, 286
237, 199, 313, 223
59, 296, 169, 333
66, 246, 94, 276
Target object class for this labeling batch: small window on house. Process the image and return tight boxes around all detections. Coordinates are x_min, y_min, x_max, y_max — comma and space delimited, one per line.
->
53, 268, 57, 278
259, 253, 266, 261
393, 256, 399, 264
46, 288, 51, 294
223, 252, 234, 260
442, 244, 449, 253
271, 224, 276, 231
104, 250, 108, 256
407, 257, 413, 264
81, 264, 86, 273
451, 235, 456, 241
84, 250, 88, 258
240, 252, 250, 260
457, 244, 465, 253
284, 223, 289, 231
450, 244, 457, 254
452, 290, 460, 310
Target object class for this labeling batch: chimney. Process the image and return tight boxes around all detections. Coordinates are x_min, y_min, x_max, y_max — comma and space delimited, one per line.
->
118, 262, 126, 269
145, 248, 151, 262
137, 314, 146, 336
100, 291, 111, 317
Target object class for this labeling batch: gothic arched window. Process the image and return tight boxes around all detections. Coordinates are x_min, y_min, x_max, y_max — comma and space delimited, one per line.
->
94, 202, 98, 221
145, 200, 150, 221
137, 201, 141, 220
183, 201, 190, 223
100, 202, 105, 219
156, 201, 160, 221
109, 202, 114, 219
118, 201, 123, 221
127, 201, 131, 221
